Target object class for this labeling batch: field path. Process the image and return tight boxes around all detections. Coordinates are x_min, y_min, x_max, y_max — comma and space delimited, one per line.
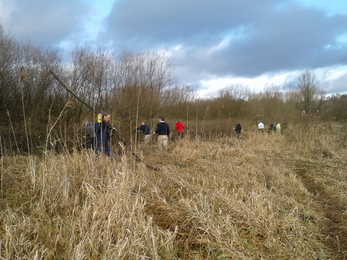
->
295, 164, 347, 260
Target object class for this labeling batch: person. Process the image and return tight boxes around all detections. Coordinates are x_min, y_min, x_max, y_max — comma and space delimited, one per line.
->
84, 121, 95, 150
175, 119, 185, 140
268, 123, 276, 133
258, 120, 265, 132
94, 111, 113, 156
155, 116, 170, 151
136, 121, 151, 144
276, 123, 281, 133
234, 122, 242, 138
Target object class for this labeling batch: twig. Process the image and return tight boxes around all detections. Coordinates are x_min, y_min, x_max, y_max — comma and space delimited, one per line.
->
0, 135, 3, 196
50, 70, 94, 111
45, 102, 72, 151
6, 110, 20, 155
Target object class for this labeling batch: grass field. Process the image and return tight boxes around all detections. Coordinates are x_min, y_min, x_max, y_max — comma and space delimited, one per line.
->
1, 121, 346, 259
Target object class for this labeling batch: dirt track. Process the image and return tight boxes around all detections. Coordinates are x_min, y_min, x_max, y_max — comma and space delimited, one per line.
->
295, 166, 347, 260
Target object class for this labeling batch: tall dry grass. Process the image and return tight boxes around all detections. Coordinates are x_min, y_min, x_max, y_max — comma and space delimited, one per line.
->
1, 121, 346, 259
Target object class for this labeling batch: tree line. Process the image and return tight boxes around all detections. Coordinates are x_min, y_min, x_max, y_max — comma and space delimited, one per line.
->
0, 24, 346, 154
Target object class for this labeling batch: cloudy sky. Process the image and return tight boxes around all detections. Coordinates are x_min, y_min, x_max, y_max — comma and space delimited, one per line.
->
1, 0, 346, 97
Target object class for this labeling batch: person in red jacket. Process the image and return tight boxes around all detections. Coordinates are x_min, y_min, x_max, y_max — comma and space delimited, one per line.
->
175, 119, 185, 140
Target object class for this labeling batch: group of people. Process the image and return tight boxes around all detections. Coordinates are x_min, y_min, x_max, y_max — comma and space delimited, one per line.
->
84, 111, 114, 156
233, 120, 281, 139
85, 113, 283, 156
84, 112, 185, 156
258, 120, 281, 133
135, 117, 185, 151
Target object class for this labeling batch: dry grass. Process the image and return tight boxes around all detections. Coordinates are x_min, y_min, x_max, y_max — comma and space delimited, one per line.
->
1, 121, 347, 259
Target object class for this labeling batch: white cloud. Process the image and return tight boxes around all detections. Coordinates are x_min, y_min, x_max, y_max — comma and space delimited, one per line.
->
1, 0, 347, 98
0, 0, 15, 28
197, 66, 347, 98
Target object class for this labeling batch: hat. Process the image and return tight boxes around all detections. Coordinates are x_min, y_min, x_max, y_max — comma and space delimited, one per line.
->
260, 120, 262, 122
84, 121, 89, 124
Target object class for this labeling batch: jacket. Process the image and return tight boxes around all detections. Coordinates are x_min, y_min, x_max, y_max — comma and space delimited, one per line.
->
155, 121, 170, 136
94, 121, 111, 145
137, 124, 151, 135
175, 121, 185, 133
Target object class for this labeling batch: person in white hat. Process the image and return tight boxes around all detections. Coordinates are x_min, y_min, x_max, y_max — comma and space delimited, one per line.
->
258, 120, 264, 133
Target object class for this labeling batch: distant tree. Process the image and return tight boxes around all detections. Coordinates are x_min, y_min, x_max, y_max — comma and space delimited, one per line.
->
217, 84, 250, 119
0, 24, 21, 115
297, 70, 318, 113
0, 24, 65, 153
70, 47, 112, 113
109, 50, 173, 135
315, 88, 327, 112
324, 94, 347, 120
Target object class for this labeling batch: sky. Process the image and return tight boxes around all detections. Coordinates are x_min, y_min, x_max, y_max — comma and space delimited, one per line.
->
1, 0, 347, 98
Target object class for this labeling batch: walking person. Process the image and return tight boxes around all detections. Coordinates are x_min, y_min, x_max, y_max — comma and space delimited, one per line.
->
175, 119, 185, 140
258, 120, 265, 133
268, 123, 276, 133
276, 123, 281, 133
234, 122, 242, 138
94, 111, 112, 156
155, 116, 170, 151
84, 121, 95, 150
136, 121, 151, 144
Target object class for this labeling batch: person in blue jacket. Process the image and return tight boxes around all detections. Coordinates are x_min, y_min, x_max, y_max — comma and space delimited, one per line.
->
136, 121, 151, 144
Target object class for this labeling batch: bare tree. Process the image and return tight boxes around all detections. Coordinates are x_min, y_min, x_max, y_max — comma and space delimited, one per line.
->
109, 50, 173, 131
297, 70, 318, 113
217, 84, 250, 119
70, 47, 112, 113
0, 25, 64, 153
0, 25, 21, 114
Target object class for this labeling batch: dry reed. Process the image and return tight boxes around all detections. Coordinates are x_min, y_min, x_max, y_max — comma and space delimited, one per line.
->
0, 121, 346, 259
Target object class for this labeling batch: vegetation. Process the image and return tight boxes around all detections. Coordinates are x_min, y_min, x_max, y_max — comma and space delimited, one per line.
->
1, 24, 347, 154
1, 121, 347, 259
1, 23, 347, 259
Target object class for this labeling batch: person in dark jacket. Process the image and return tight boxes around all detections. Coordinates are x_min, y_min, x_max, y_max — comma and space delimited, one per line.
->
234, 122, 242, 138
84, 121, 95, 149
155, 116, 170, 150
136, 121, 151, 144
94, 111, 112, 156
268, 123, 276, 133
